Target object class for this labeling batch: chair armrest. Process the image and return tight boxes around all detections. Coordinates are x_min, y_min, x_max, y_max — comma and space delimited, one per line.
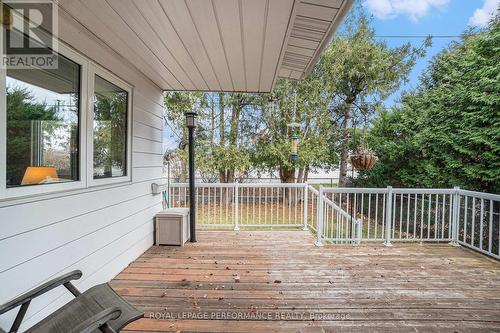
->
0, 270, 83, 315
68, 307, 121, 333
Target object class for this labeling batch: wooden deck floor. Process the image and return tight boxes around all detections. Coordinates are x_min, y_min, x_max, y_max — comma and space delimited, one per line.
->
111, 230, 500, 332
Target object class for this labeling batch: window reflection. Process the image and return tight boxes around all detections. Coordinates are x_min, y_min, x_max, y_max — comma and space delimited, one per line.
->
93, 75, 128, 179
6, 54, 80, 187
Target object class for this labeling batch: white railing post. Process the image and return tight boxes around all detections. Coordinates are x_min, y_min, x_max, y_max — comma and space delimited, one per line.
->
234, 183, 240, 231
315, 186, 324, 246
357, 219, 362, 245
450, 186, 460, 246
303, 183, 308, 231
384, 186, 393, 247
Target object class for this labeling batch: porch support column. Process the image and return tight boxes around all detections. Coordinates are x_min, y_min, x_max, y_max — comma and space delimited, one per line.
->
185, 111, 197, 242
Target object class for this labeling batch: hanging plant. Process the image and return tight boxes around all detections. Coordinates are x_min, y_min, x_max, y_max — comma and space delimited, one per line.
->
350, 139, 377, 170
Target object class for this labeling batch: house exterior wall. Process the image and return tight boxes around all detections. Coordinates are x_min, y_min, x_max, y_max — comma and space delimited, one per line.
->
0, 9, 163, 330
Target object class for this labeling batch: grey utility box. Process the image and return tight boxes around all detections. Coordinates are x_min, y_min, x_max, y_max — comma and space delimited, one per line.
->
155, 208, 190, 246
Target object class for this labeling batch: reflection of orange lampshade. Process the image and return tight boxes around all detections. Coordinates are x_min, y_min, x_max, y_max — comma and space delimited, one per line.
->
21, 167, 58, 185
2, 6, 13, 30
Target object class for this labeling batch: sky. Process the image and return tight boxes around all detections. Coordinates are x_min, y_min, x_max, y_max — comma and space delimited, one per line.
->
363, 0, 499, 105
163, 0, 498, 151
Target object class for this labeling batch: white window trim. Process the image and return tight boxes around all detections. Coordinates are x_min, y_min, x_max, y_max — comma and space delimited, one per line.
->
87, 64, 133, 187
0, 43, 89, 200
0, 43, 134, 201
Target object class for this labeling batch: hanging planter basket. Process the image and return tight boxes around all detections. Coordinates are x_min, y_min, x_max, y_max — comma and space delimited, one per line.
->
350, 140, 378, 170
350, 153, 377, 170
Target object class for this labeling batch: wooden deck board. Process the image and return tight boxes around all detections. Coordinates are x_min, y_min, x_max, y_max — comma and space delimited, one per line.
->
111, 230, 500, 332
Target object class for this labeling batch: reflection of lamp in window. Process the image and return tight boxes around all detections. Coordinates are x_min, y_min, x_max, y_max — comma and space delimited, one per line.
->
2, 5, 13, 30
21, 167, 58, 185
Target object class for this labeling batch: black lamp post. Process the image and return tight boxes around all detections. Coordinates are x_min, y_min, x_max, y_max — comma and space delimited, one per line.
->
185, 111, 197, 242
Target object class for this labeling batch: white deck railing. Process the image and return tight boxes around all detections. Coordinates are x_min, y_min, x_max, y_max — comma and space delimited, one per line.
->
455, 190, 500, 259
317, 187, 500, 259
160, 183, 499, 259
167, 183, 309, 229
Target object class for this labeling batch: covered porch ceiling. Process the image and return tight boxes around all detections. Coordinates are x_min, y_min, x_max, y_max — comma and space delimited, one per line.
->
58, 0, 353, 92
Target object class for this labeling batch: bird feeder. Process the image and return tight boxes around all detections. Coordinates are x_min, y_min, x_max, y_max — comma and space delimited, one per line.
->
287, 122, 300, 162
288, 89, 300, 163
290, 133, 298, 162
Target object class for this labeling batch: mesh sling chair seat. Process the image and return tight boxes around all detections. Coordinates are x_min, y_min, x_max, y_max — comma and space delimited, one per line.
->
0, 270, 143, 333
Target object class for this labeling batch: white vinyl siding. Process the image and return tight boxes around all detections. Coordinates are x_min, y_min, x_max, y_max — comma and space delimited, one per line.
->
0, 7, 163, 331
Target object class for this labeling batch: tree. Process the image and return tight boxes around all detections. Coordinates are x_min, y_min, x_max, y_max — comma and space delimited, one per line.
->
252, 78, 333, 183
358, 21, 500, 193
163, 92, 255, 182
317, 7, 428, 186
217, 93, 258, 182
93, 89, 128, 177
6, 87, 59, 185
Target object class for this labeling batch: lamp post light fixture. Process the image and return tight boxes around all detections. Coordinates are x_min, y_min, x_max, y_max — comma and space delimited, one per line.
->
185, 111, 197, 242
185, 111, 197, 128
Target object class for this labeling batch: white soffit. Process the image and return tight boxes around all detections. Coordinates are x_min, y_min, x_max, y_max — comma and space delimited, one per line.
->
58, 0, 353, 92
279, 0, 353, 81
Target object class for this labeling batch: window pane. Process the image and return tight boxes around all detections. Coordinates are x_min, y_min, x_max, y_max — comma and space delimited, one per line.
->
93, 75, 128, 179
6, 54, 80, 188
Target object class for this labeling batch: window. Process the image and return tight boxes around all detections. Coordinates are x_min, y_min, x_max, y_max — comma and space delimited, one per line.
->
1, 43, 132, 199
93, 75, 128, 179
5, 53, 81, 188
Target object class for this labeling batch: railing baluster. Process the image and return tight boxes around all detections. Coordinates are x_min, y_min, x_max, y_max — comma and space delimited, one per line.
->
219, 187, 222, 226
352, 193, 357, 241
367, 193, 371, 240
448, 194, 453, 240
315, 187, 324, 246
374, 194, 379, 239
226, 186, 229, 225
278, 186, 281, 225
207, 186, 211, 225
380, 193, 389, 239
340, 193, 344, 241
195, 187, 199, 227
264, 187, 268, 225
471, 197, 476, 246
258, 187, 262, 225
246, 187, 250, 226
392, 192, 396, 240
213, 186, 217, 225
270, 187, 274, 225
200, 187, 204, 225
463, 196, 468, 243
480, 198, 484, 250
434, 194, 438, 239
360, 193, 365, 241
427, 194, 432, 240
420, 194, 424, 240
234, 184, 239, 230
303, 185, 308, 230
336, 201, 340, 240
441, 194, 446, 239
384, 187, 392, 246
346, 193, 350, 241
406, 194, 410, 239
488, 199, 493, 254
252, 187, 255, 225
413, 193, 417, 239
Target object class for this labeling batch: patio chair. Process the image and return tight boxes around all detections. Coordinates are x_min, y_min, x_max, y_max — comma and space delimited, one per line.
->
0, 270, 143, 333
